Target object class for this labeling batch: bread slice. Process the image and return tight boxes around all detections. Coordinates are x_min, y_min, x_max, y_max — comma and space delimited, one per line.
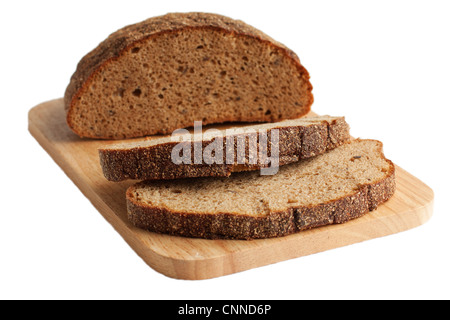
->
64, 12, 313, 139
126, 139, 396, 239
99, 116, 350, 181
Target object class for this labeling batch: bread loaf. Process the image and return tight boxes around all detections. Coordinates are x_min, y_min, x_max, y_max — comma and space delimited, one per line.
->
65, 12, 313, 139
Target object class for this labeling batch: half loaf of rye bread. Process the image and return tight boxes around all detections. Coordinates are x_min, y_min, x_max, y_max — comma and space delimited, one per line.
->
127, 139, 396, 239
99, 116, 350, 181
64, 12, 313, 139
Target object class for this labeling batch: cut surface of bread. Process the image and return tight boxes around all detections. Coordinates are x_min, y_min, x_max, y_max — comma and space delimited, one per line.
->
65, 12, 313, 139
99, 116, 350, 181
127, 139, 396, 239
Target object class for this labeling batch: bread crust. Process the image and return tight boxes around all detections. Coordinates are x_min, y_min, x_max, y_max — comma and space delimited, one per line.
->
126, 140, 396, 240
99, 117, 350, 181
64, 12, 313, 139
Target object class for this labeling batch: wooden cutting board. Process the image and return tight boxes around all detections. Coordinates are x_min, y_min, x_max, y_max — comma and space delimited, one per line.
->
28, 99, 434, 280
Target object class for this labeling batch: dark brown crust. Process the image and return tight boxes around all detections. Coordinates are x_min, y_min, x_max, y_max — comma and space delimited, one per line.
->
64, 12, 313, 139
126, 140, 396, 240
99, 118, 350, 181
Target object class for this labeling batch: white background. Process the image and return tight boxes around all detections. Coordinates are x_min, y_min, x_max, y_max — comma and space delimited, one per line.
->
1, 0, 449, 300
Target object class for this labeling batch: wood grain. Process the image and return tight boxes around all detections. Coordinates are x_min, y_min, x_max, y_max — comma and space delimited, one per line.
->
28, 99, 434, 280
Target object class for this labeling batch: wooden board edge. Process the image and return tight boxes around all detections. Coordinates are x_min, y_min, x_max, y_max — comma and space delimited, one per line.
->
164, 197, 434, 280
28, 107, 184, 279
